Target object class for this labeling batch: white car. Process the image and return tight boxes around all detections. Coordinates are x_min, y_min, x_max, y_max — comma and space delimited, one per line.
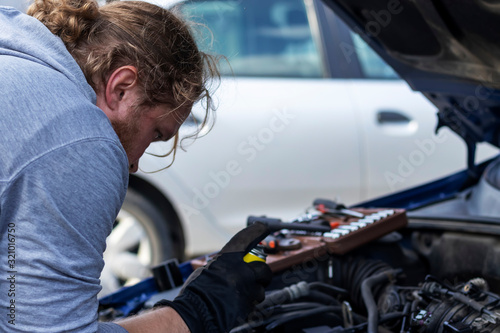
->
96, 0, 499, 294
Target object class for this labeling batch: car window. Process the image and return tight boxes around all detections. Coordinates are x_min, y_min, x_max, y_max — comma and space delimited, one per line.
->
179, 0, 325, 78
350, 32, 399, 79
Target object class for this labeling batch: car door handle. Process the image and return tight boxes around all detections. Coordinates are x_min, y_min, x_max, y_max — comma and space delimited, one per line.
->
376, 111, 411, 124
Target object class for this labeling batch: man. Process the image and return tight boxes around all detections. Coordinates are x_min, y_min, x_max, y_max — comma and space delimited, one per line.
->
0, 0, 270, 332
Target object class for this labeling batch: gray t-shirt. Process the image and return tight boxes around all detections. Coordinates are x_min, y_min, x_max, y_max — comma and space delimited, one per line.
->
0, 7, 129, 332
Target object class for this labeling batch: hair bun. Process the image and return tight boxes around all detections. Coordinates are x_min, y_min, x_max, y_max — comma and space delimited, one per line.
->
27, 0, 100, 46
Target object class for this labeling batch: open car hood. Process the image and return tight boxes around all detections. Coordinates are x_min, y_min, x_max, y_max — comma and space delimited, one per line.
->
323, 0, 500, 171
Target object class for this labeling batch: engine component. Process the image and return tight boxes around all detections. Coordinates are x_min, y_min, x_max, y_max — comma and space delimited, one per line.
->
412, 278, 500, 333
228, 255, 500, 333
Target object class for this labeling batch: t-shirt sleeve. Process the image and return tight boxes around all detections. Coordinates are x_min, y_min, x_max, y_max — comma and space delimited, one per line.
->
0, 139, 129, 332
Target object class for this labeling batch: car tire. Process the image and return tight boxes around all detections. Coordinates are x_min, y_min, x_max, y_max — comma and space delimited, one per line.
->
100, 188, 179, 296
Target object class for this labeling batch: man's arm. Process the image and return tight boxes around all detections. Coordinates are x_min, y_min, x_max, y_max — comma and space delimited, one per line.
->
1, 140, 128, 332
116, 307, 189, 333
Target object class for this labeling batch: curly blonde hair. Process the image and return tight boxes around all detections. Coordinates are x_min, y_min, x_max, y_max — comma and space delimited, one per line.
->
28, 0, 219, 165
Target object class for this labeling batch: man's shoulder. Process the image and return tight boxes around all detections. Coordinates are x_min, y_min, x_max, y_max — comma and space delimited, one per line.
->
0, 92, 127, 183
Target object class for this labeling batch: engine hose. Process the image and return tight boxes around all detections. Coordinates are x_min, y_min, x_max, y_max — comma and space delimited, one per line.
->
234, 281, 343, 333
265, 306, 342, 331
346, 312, 404, 333
305, 290, 341, 305
274, 302, 331, 313
334, 257, 393, 310
256, 281, 309, 311
230, 304, 341, 333
361, 268, 403, 333
399, 302, 411, 333
309, 282, 349, 297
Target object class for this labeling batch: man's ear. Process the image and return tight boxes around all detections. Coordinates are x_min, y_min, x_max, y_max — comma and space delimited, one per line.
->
101, 66, 139, 112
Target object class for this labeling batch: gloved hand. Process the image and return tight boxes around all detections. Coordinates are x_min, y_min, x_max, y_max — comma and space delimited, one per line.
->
155, 222, 272, 333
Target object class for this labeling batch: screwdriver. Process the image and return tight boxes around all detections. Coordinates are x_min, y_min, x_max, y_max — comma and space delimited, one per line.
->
247, 216, 331, 233
313, 198, 364, 218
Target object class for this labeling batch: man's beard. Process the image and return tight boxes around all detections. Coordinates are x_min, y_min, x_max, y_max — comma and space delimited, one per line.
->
110, 111, 141, 164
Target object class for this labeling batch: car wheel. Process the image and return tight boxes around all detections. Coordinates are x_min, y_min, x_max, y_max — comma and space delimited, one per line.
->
100, 189, 178, 296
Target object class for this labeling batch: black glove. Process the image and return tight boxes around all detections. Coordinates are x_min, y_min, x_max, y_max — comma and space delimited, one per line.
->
155, 222, 272, 333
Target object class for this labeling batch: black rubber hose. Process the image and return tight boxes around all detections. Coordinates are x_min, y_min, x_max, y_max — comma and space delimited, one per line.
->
309, 281, 349, 297
399, 302, 411, 333
255, 281, 309, 311
305, 290, 340, 305
265, 302, 328, 315
265, 306, 342, 331
347, 312, 404, 333
230, 303, 340, 333
361, 268, 403, 333
337, 257, 392, 309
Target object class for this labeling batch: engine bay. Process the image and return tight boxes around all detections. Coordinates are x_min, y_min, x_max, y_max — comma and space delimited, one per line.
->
99, 158, 500, 333
100, 207, 500, 333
